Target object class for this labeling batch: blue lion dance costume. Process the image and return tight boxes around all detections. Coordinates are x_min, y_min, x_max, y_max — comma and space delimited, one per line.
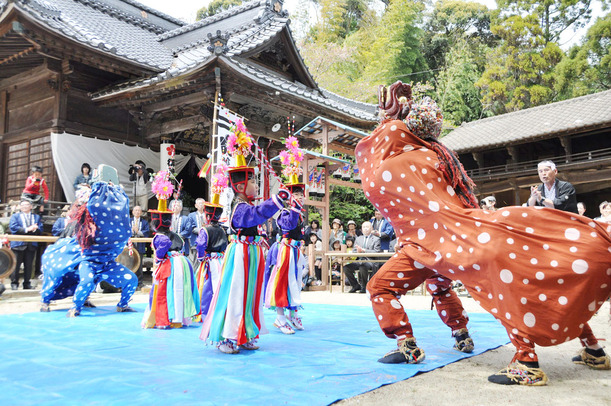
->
40, 182, 137, 316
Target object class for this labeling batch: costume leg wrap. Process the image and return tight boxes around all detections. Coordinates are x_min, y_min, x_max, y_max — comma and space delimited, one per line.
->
367, 251, 434, 341
578, 323, 599, 347
508, 327, 538, 363
426, 274, 469, 333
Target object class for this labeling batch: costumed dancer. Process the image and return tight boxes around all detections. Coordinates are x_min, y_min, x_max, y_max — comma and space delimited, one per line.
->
358, 81, 610, 386
200, 119, 290, 354
142, 171, 200, 329
195, 165, 229, 321
66, 181, 137, 317
264, 134, 307, 334
40, 188, 97, 311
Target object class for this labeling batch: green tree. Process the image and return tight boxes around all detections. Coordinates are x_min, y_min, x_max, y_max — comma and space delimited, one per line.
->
497, 0, 603, 44
196, 0, 243, 20
555, 13, 611, 97
476, 14, 564, 114
435, 39, 485, 127
329, 185, 374, 227
311, 0, 373, 43
422, 0, 494, 74
355, 0, 429, 86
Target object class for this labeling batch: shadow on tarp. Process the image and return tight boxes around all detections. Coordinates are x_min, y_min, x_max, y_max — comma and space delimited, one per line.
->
0, 303, 508, 406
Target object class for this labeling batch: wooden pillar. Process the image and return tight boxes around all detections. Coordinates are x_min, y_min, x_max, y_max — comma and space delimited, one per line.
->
321, 161, 329, 285
51, 72, 68, 133
510, 180, 521, 206
560, 136, 571, 163
0, 90, 6, 201
320, 123, 329, 286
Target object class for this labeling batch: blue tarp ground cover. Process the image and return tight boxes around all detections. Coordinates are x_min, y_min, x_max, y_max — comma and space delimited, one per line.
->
0, 303, 508, 405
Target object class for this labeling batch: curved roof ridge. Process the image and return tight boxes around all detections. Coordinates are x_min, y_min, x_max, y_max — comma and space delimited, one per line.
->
158, 0, 265, 41
111, 0, 186, 26
72, 0, 173, 34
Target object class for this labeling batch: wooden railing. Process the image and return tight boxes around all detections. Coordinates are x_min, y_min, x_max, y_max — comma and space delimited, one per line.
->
467, 147, 611, 179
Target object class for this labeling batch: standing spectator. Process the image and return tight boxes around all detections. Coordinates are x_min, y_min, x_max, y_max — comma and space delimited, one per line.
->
128, 160, 150, 211
344, 222, 381, 293
9, 200, 43, 290
188, 198, 208, 263
170, 199, 190, 255
304, 219, 322, 243
370, 209, 394, 251
527, 160, 578, 213
577, 202, 587, 217
21, 165, 49, 213
346, 220, 361, 239
131, 205, 150, 284
329, 218, 346, 249
73, 163, 93, 191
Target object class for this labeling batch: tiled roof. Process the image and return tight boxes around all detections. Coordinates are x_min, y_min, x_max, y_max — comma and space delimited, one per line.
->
8, 0, 179, 70
226, 57, 377, 122
443, 90, 611, 153
81, 0, 377, 123
90, 4, 290, 99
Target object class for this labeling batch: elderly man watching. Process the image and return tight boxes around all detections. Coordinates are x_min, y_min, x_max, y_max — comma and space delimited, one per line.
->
344, 221, 381, 293
527, 160, 578, 214
188, 198, 208, 263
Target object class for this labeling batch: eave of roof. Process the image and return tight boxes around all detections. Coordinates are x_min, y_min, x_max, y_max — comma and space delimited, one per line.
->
5, 0, 175, 71
443, 89, 611, 153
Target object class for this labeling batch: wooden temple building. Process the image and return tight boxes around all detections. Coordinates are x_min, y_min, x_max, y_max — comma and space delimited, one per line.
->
443, 90, 611, 213
0, 0, 377, 205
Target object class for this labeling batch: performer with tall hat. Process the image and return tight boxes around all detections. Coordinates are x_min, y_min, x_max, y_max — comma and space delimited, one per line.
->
358, 81, 610, 386
142, 170, 200, 329
200, 119, 291, 354
195, 164, 230, 321
265, 132, 307, 334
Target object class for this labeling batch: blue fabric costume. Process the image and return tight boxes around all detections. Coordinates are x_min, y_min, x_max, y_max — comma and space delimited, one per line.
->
41, 183, 137, 312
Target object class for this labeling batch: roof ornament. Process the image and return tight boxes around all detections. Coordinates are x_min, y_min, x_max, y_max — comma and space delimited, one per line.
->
268, 0, 287, 16
207, 30, 230, 55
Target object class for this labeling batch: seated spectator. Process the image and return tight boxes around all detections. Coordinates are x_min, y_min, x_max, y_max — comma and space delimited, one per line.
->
21, 165, 49, 213
330, 239, 342, 284
346, 220, 361, 239
308, 233, 323, 284
577, 202, 586, 217
370, 209, 394, 251
344, 222, 381, 293
594, 201, 611, 223
51, 205, 71, 237
73, 163, 93, 191
483, 196, 497, 211
329, 218, 346, 249
304, 219, 322, 244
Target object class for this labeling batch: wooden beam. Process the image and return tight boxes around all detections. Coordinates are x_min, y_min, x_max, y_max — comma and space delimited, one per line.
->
144, 114, 211, 139
142, 91, 212, 113
328, 142, 355, 156
328, 177, 361, 189
304, 199, 325, 208
0, 45, 37, 66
